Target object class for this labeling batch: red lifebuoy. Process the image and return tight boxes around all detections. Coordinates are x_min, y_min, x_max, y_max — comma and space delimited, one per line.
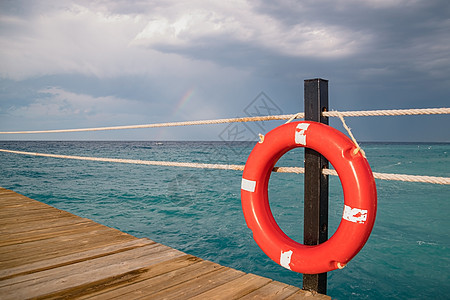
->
241, 121, 377, 274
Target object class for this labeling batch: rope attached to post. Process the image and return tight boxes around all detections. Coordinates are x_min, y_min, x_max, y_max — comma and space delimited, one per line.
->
336, 111, 366, 158
285, 112, 304, 124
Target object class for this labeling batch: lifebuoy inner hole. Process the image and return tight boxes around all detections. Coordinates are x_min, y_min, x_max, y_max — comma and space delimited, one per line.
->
268, 147, 345, 244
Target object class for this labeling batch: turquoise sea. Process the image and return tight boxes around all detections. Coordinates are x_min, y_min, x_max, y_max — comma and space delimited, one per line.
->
0, 140, 449, 299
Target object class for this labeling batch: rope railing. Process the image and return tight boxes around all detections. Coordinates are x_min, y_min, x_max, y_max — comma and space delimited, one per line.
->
1, 149, 449, 185
1, 107, 448, 184
0, 107, 449, 134
0, 115, 295, 134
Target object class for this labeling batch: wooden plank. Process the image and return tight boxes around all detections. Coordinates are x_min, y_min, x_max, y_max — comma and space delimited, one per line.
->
72, 255, 203, 299
0, 194, 35, 204
189, 273, 273, 299
0, 209, 68, 221
81, 260, 226, 300
0, 222, 102, 247
0, 226, 131, 256
0, 188, 331, 300
148, 267, 246, 299
0, 230, 131, 260
0, 189, 14, 195
0, 232, 137, 266
0, 216, 90, 234
0, 199, 59, 209
0, 205, 56, 215
0, 194, 56, 208
0, 238, 154, 280
239, 281, 299, 299
0, 233, 137, 269
0, 246, 185, 299
0, 210, 75, 225
0, 244, 167, 287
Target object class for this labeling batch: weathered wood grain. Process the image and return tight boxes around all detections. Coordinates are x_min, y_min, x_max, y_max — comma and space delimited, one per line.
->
0, 187, 330, 299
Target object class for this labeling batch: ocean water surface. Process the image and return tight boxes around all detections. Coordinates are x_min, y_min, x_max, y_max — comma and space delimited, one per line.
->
0, 141, 449, 299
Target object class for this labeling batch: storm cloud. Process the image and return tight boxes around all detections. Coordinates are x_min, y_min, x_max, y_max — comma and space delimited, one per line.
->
0, 0, 449, 141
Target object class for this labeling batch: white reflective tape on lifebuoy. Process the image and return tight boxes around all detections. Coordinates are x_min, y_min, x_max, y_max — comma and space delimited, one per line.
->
342, 205, 368, 224
280, 250, 293, 270
241, 178, 256, 192
295, 123, 310, 145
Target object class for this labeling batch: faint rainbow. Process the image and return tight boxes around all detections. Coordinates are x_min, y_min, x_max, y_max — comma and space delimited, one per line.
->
172, 87, 195, 116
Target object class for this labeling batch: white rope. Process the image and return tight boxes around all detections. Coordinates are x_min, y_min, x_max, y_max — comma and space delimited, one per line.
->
0, 149, 245, 171
335, 111, 366, 158
1, 149, 449, 185
371, 171, 450, 185
322, 107, 450, 117
0, 115, 298, 134
1, 107, 448, 134
285, 112, 304, 124
320, 168, 450, 185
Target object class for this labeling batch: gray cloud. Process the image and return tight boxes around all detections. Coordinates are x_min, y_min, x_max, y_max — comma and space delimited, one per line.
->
0, 0, 449, 141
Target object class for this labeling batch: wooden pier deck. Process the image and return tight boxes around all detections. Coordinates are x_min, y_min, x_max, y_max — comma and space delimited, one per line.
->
0, 187, 329, 299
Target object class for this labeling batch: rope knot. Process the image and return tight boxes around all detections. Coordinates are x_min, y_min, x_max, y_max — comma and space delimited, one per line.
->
285, 112, 303, 124
336, 111, 366, 158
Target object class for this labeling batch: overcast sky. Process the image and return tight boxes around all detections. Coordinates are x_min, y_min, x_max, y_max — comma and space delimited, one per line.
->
0, 0, 449, 141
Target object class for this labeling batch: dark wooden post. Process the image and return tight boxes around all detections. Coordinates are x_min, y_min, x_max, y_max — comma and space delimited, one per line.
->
303, 78, 329, 294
